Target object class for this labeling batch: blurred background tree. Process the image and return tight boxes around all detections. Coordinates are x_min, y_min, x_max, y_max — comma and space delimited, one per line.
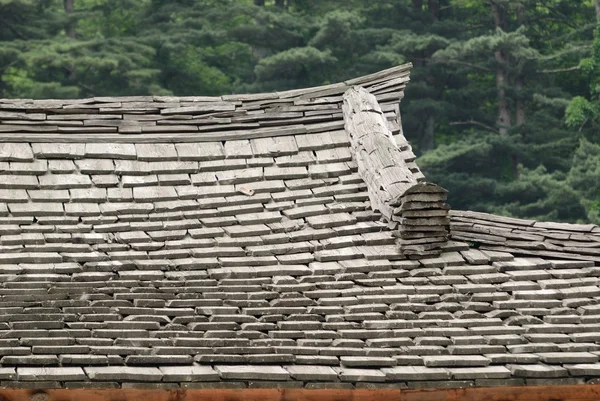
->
0, 0, 598, 223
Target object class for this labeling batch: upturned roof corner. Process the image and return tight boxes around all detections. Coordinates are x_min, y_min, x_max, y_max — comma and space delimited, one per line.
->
342, 86, 450, 258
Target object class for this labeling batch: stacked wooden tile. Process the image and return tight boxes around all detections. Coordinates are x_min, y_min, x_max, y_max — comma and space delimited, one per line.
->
450, 210, 600, 263
394, 184, 451, 257
0, 136, 600, 389
0, 64, 411, 143
342, 87, 449, 258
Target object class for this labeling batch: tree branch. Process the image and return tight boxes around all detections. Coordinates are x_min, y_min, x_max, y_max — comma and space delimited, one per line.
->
0, 17, 28, 40
539, 0, 571, 21
60, 65, 94, 94
435, 59, 493, 72
0, 60, 19, 73
76, 80, 95, 95
449, 119, 500, 134
537, 65, 581, 73
535, 45, 591, 61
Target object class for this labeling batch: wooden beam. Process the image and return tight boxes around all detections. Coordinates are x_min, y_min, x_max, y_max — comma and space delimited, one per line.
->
1, 385, 600, 401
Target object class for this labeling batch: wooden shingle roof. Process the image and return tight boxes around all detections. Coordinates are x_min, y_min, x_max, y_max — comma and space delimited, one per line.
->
0, 64, 599, 390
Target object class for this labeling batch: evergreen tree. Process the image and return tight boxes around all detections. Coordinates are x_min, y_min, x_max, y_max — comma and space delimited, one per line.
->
419, 0, 597, 222
1, 0, 599, 223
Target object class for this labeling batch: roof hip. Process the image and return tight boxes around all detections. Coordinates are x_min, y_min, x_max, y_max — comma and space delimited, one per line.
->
342, 86, 450, 258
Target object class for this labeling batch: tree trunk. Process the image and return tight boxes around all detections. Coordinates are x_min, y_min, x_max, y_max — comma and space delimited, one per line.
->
516, 1, 525, 26
515, 5, 526, 128
491, 1, 511, 136
63, 0, 77, 81
423, 115, 436, 151
515, 77, 525, 126
428, 0, 440, 19
494, 56, 511, 135
412, 0, 423, 10
254, 0, 265, 6
275, 0, 285, 8
595, 0, 600, 23
492, 1, 517, 177
64, 0, 76, 39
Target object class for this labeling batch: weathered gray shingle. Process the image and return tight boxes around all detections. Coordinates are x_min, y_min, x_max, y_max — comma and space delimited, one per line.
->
0, 144, 33, 162
216, 365, 290, 380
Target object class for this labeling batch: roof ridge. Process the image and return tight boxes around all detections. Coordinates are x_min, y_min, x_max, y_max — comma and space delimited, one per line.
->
342, 86, 450, 258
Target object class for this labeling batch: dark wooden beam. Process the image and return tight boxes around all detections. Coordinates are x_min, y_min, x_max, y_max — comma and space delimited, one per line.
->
2, 385, 600, 401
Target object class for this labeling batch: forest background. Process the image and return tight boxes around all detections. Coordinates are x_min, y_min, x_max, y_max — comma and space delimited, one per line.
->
1, 0, 600, 223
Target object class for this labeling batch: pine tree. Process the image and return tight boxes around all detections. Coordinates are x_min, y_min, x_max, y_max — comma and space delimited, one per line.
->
1, 0, 599, 223
418, 0, 596, 222
0, 0, 63, 97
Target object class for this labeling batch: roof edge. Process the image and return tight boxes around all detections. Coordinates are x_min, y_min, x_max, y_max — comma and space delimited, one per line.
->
450, 209, 600, 262
1, 384, 599, 399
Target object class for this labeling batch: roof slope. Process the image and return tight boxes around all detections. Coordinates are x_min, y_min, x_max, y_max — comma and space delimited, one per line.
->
0, 65, 599, 389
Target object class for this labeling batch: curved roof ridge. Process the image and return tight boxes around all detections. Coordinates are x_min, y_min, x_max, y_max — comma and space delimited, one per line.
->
0, 64, 411, 143
343, 86, 450, 257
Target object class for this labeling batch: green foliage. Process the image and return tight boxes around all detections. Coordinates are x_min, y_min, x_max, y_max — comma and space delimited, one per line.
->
419, 135, 494, 171
255, 46, 336, 88
567, 138, 600, 222
566, 96, 597, 128
309, 10, 363, 59
167, 45, 231, 95
566, 28, 600, 131
1, 0, 599, 223
492, 165, 586, 222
